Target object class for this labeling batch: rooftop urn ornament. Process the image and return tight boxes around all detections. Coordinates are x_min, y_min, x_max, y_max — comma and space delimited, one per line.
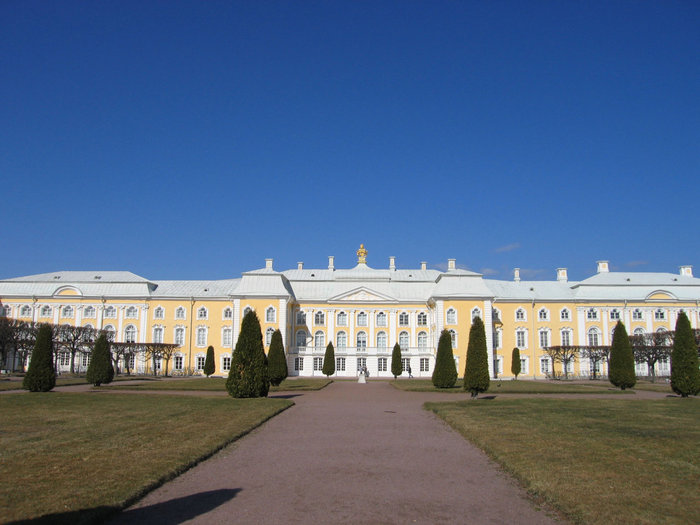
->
357, 244, 368, 264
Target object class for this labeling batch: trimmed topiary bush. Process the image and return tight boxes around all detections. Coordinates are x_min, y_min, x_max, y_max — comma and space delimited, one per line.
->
203, 345, 216, 377
86, 332, 114, 387
463, 317, 490, 398
670, 311, 700, 397
511, 347, 521, 379
608, 321, 636, 390
226, 310, 269, 398
432, 329, 457, 388
268, 329, 288, 386
322, 341, 336, 377
23, 324, 56, 392
391, 342, 403, 379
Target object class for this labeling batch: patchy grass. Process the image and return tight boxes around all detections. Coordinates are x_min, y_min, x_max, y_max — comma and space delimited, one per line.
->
0, 375, 153, 391
101, 376, 331, 392
426, 398, 700, 525
391, 379, 630, 394
0, 393, 292, 524
633, 380, 674, 393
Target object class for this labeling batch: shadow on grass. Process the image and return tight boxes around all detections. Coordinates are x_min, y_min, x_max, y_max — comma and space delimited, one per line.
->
269, 393, 303, 399
8, 488, 241, 525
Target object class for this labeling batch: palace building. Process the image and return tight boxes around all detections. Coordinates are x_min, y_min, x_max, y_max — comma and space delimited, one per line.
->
1, 246, 698, 379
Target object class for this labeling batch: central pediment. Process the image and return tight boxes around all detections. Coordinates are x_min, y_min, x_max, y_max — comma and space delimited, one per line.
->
329, 287, 398, 303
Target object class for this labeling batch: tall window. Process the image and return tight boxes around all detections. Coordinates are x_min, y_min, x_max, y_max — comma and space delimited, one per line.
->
196, 327, 207, 346
588, 327, 600, 346
296, 330, 307, 348
540, 357, 550, 374
174, 355, 184, 371
266, 327, 275, 346
124, 325, 137, 343
314, 311, 325, 325
357, 357, 367, 371
336, 357, 346, 372
446, 308, 456, 324
154, 307, 164, 319
399, 331, 410, 349
243, 307, 252, 317
399, 312, 409, 326
357, 312, 368, 326
516, 329, 526, 348
153, 327, 163, 343
561, 329, 571, 346
174, 306, 185, 320
378, 357, 387, 372
175, 327, 185, 346
313, 357, 323, 371
515, 308, 525, 321
104, 325, 116, 341
295, 357, 304, 371
417, 312, 427, 326
376, 331, 387, 349
538, 308, 548, 321
420, 358, 430, 372
223, 327, 232, 346
314, 330, 325, 349
356, 331, 367, 349
196, 355, 206, 370
376, 312, 387, 327
296, 311, 306, 325
449, 329, 457, 348
125, 306, 138, 319
417, 331, 428, 349
222, 356, 231, 371
472, 308, 481, 321
197, 307, 208, 320
337, 311, 347, 326
266, 307, 276, 323
337, 331, 347, 349
560, 308, 570, 321
539, 330, 549, 348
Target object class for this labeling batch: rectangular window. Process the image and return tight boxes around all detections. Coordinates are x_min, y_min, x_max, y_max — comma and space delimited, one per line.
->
561, 330, 571, 346
539, 331, 549, 348
336, 357, 345, 372
493, 330, 501, 349
357, 357, 366, 371
516, 330, 526, 348
540, 358, 550, 374
313, 357, 323, 371
420, 358, 429, 372
223, 356, 231, 371
59, 353, 70, 366
520, 358, 528, 375
401, 358, 410, 372
294, 357, 304, 371
197, 329, 207, 347
174, 356, 183, 370
223, 329, 232, 346
378, 357, 387, 372
81, 354, 90, 367
196, 356, 205, 370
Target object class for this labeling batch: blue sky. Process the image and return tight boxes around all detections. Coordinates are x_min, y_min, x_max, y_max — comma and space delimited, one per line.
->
2, 1, 698, 282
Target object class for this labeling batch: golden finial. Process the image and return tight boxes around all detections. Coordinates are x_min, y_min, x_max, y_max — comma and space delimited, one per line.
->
356, 244, 367, 264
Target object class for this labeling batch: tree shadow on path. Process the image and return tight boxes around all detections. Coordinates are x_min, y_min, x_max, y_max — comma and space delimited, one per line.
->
8, 488, 241, 525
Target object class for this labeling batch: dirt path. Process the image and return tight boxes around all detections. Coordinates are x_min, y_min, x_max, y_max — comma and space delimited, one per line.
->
108, 381, 562, 524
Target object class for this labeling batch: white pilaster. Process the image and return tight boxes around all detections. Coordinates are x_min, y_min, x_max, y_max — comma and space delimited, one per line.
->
278, 299, 287, 347
484, 300, 494, 377
233, 299, 241, 343
577, 308, 586, 345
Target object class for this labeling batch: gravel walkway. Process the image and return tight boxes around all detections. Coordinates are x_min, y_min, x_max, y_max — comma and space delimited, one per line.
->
108, 381, 562, 524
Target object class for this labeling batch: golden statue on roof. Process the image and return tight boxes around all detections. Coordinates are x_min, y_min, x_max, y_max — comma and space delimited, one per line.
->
357, 244, 367, 264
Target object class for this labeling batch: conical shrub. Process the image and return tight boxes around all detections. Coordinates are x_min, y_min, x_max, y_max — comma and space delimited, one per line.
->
463, 317, 490, 397
670, 312, 700, 397
23, 324, 56, 392
432, 329, 457, 388
322, 341, 336, 377
268, 329, 288, 386
226, 310, 269, 398
511, 347, 521, 379
86, 332, 114, 386
203, 345, 216, 377
609, 321, 636, 390
391, 342, 403, 379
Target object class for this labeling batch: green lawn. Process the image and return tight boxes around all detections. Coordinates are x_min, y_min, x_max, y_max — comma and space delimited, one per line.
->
391, 378, 631, 394
0, 375, 156, 391
0, 393, 292, 524
100, 377, 331, 392
426, 398, 700, 525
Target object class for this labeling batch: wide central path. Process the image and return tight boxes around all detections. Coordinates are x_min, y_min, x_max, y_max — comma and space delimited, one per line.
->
110, 381, 560, 524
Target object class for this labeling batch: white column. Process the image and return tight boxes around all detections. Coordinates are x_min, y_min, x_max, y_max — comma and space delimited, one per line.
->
484, 300, 494, 377
436, 300, 444, 333
369, 309, 375, 349
140, 305, 149, 343
328, 308, 335, 345
53, 306, 60, 325
233, 299, 241, 343
602, 309, 610, 345
577, 308, 586, 345
645, 308, 653, 332
97, 305, 104, 329
348, 310, 355, 349
75, 305, 82, 327
117, 306, 125, 342
409, 309, 416, 347
278, 299, 287, 347
389, 310, 397, 346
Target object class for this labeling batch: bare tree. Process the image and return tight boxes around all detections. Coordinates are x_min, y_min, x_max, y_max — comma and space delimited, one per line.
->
580, 346, 610, 379
110, 342, 144, 375
55, 324, 97, 374
630, 331, 673, 382
142, 342, 180, 376
14, 321, 38, 372
542, 346, 580, 379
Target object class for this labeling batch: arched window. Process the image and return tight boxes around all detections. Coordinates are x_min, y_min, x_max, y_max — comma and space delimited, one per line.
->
175, 306, 186, 320
153, 306, 164, 319
633, 327, 645, 336
399, 312, 409, 326
560, 308, 570, 321
62, 306, 74, 318
266, 327, 275, 345
124, 325, 137, 343
223, 307, 232, 319
417, 331, 428, 349
417, 312, 427, 326
314, 311, 325, 325
337, 311, 347, 326
472, 307, 482, 321
104, 325, 116, 342
356, 331, 367, 349
587, 308, 598, 321
357, 312, 368, 326
174, 327, 185, 346
314, 330, 325, 349
448, 329, 457, 347
243, 306, 252, 317
376, 331, 387, 349
82, 324, 94, 342
632, 309, 643, 320
376, 312, 387, 327
153, 326, 163, 343
515, 308, 526, 321
337, 331, 347, 349
610, 309, 620, 321
196, 326, 207, 346
266, 307, 276, 323
40, 305, 52, 317
20, 305, 32, 317
538, 308, 548, 321
197, 307, 208, 320
125, 306, 138, 319
296, 330, 307, 348
446, 308, 457, 324
587, 327, 601, 346
399, 331, 409, 349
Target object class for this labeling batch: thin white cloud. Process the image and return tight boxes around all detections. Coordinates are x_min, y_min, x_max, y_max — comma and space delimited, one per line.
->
480, 267, 499, 276
495, 242, 520, 253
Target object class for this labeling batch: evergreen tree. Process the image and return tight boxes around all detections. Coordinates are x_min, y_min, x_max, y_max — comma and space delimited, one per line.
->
322, 341, 336, 377
268, 329, 288, 386
203, 345, 216, 377
23, 323, 56, 392
226, 310, 269, 398
670, 311, 700, 397
608, 321, 636, 390
432, 329, 457, 388
511, 347, 521, 379
463, 317, 490, 398
86, 332, 114, 387
391, 342, 403, 379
